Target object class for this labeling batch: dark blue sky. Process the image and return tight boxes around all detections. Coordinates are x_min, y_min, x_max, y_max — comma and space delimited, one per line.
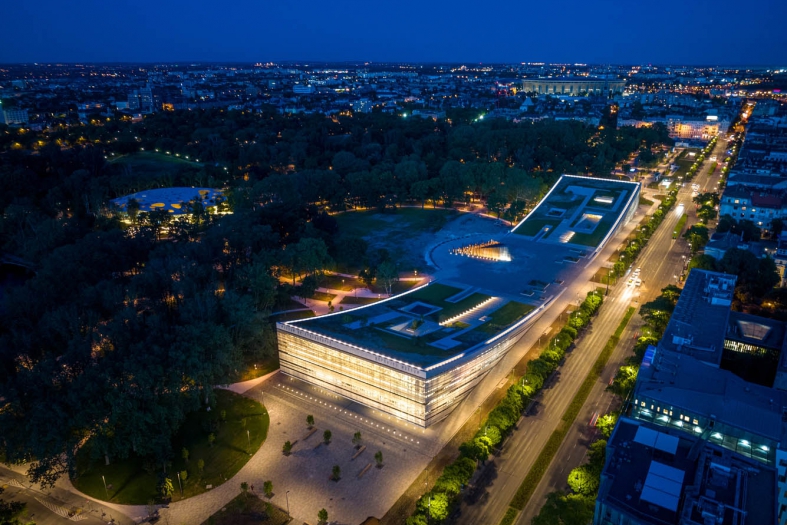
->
3, 0, 786, 65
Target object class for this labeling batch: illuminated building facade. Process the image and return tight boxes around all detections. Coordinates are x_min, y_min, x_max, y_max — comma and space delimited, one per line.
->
522, 78, 625, 97
278, 302, 543, 427
278, 175, 641, 428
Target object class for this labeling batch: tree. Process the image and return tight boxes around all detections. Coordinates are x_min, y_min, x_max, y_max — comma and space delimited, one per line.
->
596, 413, 618, 439
283, 441, 293, 455
689, 254, 717, 271
332, 464, 341, 480
697, 205, 717, 223
159, 478, 174, 500
197, 459, 205, 474
374, 450, 384, 468
531, 491, 594, 525
377, 260, 398, 295
416, 492, 450, 522
323, 430, 332, 444
208, 433, 216, 447
318, 508, 328, 523
567, 465, 600, 496
352, 431, 363, 448
0, 488, 27, 525
182, 447, 189, 462
263, 480, 273, 498
608, 365, 639, 399
180, 470, 188, 482
306, 414, 314, 428
240, 482, 249, 496
299, 274, 318, 298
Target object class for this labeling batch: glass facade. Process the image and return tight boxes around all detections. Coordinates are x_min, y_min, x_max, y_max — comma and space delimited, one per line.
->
630, 396, 775, 465
278, 314, 537, 427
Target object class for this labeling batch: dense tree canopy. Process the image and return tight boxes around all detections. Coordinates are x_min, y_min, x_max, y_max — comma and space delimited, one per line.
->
0, 107, 670, 486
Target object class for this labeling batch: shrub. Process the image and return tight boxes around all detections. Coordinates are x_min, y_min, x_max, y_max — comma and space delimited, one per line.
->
499, 507, 519, 525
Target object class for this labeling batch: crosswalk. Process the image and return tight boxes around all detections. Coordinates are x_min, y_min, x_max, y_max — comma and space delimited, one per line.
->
34, 497, 88, 521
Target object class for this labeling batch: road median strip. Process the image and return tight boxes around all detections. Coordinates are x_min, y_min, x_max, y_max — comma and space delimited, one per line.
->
504, 306, 636, 520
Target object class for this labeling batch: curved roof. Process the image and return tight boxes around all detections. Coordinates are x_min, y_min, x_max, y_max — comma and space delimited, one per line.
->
111, 187, 224, 215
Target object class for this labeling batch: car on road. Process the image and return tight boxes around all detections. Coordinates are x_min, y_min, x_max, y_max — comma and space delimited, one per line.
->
634, 278, 642, 287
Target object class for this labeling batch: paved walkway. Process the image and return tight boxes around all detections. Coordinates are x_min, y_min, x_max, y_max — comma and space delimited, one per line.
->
0, 465, 141, 525
216, 369, 279, 395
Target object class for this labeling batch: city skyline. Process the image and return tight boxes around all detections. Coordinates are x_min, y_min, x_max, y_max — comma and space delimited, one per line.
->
2, 0, 787, 65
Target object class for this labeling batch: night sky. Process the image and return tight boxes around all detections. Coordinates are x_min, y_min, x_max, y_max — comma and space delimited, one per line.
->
3, 0, 786, 65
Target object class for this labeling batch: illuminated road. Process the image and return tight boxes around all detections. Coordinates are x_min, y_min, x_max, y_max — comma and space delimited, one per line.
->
456, 137, 728, 525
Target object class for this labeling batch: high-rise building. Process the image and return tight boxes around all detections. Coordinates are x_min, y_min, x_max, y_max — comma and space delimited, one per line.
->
127, 84, 155, 114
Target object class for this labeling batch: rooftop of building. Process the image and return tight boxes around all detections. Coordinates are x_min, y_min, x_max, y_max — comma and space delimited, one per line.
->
511, 174, 640, 249
285, 174, 639, 371
599, 417, 776, 525
659, 269, 736, 366
110, 187, 224, 215
636, 347, 787, 445
726, 311, 787, 351
286, 280, 543, 369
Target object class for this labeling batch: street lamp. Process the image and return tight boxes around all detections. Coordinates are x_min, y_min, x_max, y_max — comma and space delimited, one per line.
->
102, 475, 109, 500
285, 490, 290, 518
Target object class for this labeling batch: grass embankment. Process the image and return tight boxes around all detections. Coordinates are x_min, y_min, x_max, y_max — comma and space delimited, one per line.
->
201, 492, 290, 525
503, 307, 636, 518
72, 389, 269, 504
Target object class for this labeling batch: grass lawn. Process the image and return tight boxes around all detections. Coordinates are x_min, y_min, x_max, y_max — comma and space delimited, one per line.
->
407, 283, 463, 304
674, 214, 688, 238
339, 296, 381, 305
513, 218, 560, 236
369, 279, 420, 295
201, 492, 290, 525
72, 389, 269, 504
569, 215, 617, 247
273, 297, 307, 312
312, 291, 337, 302
369, 329, 451, 359
639, 196, 654, 207
320, 273, 365, 291
110, 151, 201, 167
335, 208, 457, 239
476, 301, 535, 334
269, 310, 315, 323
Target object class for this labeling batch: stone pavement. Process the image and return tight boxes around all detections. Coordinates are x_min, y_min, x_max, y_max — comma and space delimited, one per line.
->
157, 385, 428, 525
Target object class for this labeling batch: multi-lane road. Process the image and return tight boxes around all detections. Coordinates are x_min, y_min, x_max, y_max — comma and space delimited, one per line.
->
455, 138, 728, 525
